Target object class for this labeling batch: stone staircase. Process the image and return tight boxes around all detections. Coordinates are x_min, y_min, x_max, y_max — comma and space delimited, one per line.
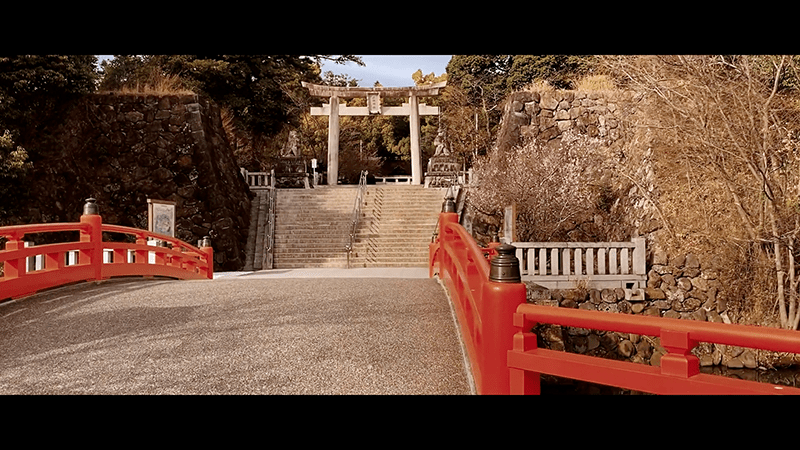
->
272, 186, 361, 268
268, 185, 446, 269
350, 186, 446, 268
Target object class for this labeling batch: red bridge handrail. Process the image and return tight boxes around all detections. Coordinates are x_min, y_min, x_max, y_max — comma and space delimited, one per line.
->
509, 303, 800, 395
1, 202, 213, 303
514, 302, 800, 354
430, 209, 800, 395
429, 211, 525, 395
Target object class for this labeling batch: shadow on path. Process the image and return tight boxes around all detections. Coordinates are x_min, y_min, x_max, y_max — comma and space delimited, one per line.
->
0, 277, 472, 395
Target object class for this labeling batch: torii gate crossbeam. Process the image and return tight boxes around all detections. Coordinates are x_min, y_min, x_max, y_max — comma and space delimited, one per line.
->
302, 81, 446, 185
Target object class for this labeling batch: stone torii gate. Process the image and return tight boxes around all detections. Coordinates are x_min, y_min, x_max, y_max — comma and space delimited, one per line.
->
301, 81, 446, 185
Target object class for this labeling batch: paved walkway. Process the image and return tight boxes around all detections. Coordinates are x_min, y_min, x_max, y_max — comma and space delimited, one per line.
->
0, 270, 473, 395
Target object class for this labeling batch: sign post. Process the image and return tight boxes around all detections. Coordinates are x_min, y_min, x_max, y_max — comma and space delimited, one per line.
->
311, 158, 318, 186
147, 199, 176, 238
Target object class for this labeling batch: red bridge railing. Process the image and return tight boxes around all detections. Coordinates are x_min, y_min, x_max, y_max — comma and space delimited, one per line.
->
509, 303, 800, 394
429, 208, 800, 395
429, 209, 524, 395
1, 198, 213, 303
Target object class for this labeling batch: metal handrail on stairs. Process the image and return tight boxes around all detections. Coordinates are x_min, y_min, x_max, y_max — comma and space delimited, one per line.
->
262, 169, 276, 270
345, 170, 368, 268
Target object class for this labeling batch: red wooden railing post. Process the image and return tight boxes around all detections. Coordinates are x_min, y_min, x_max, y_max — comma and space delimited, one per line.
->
510, 325, 541, 395
135, 232, 147, 265
2, 231, 24, 279
430, 211, 459, 278
480, 243, 527, 395
199, 236, 214, 279
79, 198, 103, 281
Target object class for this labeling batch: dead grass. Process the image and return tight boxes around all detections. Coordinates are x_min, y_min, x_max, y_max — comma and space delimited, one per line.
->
574, 74, 617, 93
103, 70, 194, 96
521, 79, 555, 92
521, 74, 620, 95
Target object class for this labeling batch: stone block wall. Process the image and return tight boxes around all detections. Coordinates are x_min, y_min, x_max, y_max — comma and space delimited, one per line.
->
493, 89, 639, 155
483, 87, 784, 369
20, 93, 252, 271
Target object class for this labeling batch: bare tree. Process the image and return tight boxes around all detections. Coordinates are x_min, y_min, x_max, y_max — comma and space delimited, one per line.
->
470, 130, 608, 242
605, 55, 800, 329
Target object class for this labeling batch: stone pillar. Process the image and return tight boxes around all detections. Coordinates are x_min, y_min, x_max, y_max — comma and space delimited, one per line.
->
328, 95, 339, 185
409, 94, 421, 185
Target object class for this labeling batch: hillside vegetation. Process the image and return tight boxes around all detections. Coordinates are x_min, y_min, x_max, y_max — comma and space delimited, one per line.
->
470, 55, 800, 331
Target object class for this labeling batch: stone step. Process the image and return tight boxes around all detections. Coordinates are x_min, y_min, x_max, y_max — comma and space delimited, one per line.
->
267, 185, 445, 269
275, 222, 436, 229
274, 256, 430, 264
274, 242, 428, 249
274, 246, 428, 253
275, 247, 429, 254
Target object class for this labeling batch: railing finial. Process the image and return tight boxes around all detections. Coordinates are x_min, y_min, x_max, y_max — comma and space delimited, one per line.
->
489, 243, 521, 283
442, 194, 456, 213
83, 198, 99, 216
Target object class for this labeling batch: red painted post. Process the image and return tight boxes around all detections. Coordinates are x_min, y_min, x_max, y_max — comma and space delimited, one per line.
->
3, 232, 23, 279
79, 198, 103, 281
45, 251, 63, 271
429, 210, 458, 279
480, 278, 527, 394
199, 236, 214, 279
135, 232, 147, 265
439, 213, 459, 239
510, 330, 541, 395
113, 248, 126, 265
480, 243, 527, 395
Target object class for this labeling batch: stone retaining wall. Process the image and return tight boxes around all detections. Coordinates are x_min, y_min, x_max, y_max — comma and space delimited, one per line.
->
526, 247, 763, 370
494, 89, 639, 155
19, 93, 252, 271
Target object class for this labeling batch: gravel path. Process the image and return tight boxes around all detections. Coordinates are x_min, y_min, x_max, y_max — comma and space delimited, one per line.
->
0, 276, 473, 395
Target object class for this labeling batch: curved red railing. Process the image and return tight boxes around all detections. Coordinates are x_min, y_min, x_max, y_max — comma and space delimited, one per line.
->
1, 210, 213, 303
430, 210, 800, 395
429, 212, 525, 395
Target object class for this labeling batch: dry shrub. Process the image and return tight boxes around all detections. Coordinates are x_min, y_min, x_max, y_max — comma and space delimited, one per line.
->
574, 74, 617, 93
521, 79, 555, 93
115, 68, 194, 95
604, 55, 800, 329
470, 130, 611, 242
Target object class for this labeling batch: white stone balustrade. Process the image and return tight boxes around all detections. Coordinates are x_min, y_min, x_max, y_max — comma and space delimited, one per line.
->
375, 176, 412, 185
512, 238, 646, 290
240, 168, 275, 189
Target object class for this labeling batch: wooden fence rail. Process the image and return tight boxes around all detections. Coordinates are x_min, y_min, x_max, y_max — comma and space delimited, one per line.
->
509, 303, 800, 395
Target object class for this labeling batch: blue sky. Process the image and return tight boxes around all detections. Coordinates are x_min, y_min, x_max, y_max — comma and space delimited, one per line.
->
97, 55, 452, 88
318, 55, 452, 87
